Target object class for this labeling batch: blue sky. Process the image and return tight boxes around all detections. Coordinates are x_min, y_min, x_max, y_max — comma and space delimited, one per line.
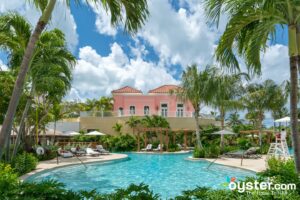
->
0, 0, 290, 108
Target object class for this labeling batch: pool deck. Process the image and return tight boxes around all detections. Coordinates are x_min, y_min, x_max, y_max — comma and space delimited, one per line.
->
20, 153, 128, 180
204, 156, 267, 172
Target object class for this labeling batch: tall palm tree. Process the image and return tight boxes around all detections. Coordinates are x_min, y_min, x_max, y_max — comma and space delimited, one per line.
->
243, 80, 279, 146
126, 116, 141, 135
0, 13, 75, 159
0, 0, 149, 158
226, 112, 243, 127
205, 0, 300, 172
212, 73, 245, 148
175, 64, 216, 149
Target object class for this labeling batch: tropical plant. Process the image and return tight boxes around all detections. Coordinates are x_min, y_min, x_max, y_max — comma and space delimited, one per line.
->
11, 152, 38, 176
126, 116, 141, 135
174, 64, 217, 149
212, 72, 245, 148
243, 80, 280, 146
226, 112, 243, 127
112, 122, 123, 135
205, 0, 300, 172
0, 0, 149, 159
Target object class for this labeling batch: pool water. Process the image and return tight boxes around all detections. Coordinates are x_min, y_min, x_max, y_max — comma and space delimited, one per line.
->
27, 153, 255, 198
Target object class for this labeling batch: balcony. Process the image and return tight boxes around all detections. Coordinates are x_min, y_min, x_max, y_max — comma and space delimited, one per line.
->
80, 110, 196, 118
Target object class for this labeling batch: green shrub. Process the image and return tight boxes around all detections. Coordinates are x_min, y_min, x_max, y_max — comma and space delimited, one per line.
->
221, 145, 239, 154
168, 144, 180, 152
12, 152, 38, 175
0, 163, 19, 198
237, 138, 252, 150
109, 134, 137, 152
193, 148, 205, 158
258, 157, 300, 193
205, 145, 220, 158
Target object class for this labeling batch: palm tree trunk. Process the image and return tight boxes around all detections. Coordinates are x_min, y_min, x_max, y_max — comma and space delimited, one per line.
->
0, 0, 57, 159
290, 56, 300, 172
258, 113, 263, 147
194, 110, 203, 149
289, 25, 300, 173
12, 86, 34, 160
220, 109, 225, 149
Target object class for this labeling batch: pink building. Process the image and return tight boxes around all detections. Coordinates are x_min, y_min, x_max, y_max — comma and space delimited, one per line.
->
112, 85, 195, 117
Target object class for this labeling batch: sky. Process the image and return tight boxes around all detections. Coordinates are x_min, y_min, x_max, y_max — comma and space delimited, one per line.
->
0, 0, 290, 115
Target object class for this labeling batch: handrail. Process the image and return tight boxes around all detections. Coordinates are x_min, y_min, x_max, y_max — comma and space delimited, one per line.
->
207, 157, 219, 170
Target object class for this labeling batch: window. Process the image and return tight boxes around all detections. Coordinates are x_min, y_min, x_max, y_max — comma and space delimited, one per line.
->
161, 104, 168, 117
118, 107, 123, 116
144, 106, 150, 115
129, 106, 135, 115
176, 104, 184, 117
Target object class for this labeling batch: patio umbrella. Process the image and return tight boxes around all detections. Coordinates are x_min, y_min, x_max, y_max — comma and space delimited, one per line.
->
274, 116, 300, 123
86, 131, 106, 136
211, 129, 236, 135
64, 131, 80, 136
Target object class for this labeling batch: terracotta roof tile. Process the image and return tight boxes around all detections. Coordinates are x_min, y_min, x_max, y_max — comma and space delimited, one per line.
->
112, 86, 142, 94
148, 85, 181, 94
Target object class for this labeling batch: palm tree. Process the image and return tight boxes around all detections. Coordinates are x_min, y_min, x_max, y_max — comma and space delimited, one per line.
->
175, 64, 216, 149
0, 14, 75, 159
126, 116, 140, 135
112, 122, 123, 135
212, 73, 245, 148
243, 80, 279, 146
0, 0, 149, 158
205, 0, 300, 172
226, 112, 243, 127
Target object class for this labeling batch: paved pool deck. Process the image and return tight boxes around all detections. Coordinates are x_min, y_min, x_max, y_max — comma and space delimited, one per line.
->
205, 156, 267, 172
20, 153, 128, 180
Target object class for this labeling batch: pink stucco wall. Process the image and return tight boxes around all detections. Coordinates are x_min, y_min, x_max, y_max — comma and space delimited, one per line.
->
113, 94, 195, 117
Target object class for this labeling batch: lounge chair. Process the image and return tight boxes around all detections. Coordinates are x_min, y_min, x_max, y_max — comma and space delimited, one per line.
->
141, 144, 152, 151
96, 145, 109, 154
225, 147, 261, 159
86, 148, 101, 156
58, 148, 73, 158
153, 144, 163, 151
177, 144, 183, 150
70, 147, 86, 156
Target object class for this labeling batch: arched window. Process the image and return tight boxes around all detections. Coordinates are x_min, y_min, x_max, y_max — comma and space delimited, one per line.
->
144, 106, 150, 115
129, 106, 135, 115
118, 107, 123, 116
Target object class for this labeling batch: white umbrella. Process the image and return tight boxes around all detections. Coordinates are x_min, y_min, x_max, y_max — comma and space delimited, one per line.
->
64, 131, 80, 136
212, 129, 235, 135
274, 116, 300, 123
86, 131, 106, 136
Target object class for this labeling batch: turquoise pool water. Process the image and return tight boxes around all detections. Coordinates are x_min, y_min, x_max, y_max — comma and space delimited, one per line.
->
27, 153, 255, 198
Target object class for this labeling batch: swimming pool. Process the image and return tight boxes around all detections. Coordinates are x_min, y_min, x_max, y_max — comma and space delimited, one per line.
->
27, 153, 255, 198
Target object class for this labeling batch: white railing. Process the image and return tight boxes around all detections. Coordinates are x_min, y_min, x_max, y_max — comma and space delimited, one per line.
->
80, 110, 195, 118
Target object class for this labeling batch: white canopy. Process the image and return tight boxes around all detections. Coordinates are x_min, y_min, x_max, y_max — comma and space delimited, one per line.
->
212, 129, 235, 135
64, 131, 80, 136
86, 131, 106, 136
274, 116, 300, 123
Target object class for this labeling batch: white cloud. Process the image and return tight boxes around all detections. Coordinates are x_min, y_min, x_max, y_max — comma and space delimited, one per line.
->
0, 59, 8, 71
137, 0, 218, 68
65, 43, 178, 100
0, 0, 78, 52
88, 2, 118, 36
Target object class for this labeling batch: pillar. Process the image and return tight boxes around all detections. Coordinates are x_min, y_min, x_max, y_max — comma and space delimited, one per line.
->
165, 130, 169, 151
184, 130, 187, 151
137, 131, 140, 152
159, 129, 163, 153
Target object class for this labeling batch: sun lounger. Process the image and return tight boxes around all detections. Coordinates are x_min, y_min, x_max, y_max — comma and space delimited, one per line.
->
58, 148, 73, 158
70, 147, 86, 156
141, 144, 152, 151
86, 148, 101, 156
153, 144, 163, 151
96, 145, 109, 154
225, 147, 261, 159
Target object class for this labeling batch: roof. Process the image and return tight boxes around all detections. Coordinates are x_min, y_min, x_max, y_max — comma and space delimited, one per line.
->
112, 86, 142, 94
148, 85, 181, 94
